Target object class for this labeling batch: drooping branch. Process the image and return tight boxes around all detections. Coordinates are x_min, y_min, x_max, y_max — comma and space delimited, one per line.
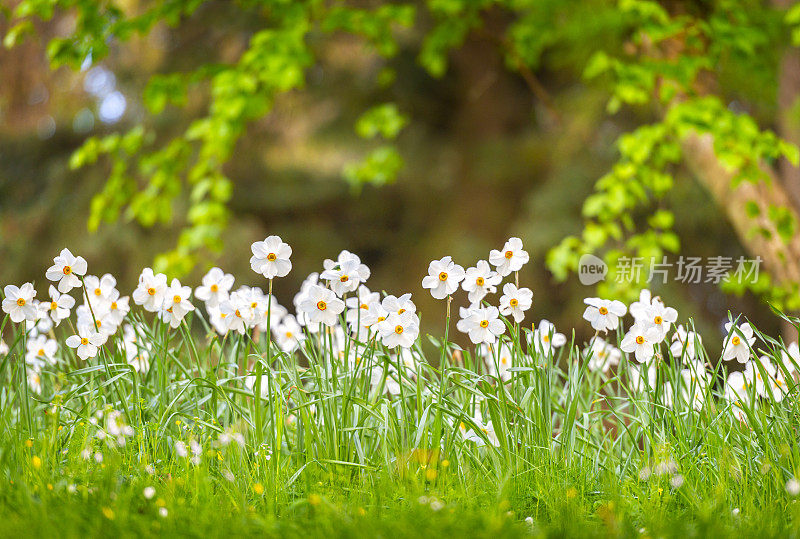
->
681, 132, 800, 288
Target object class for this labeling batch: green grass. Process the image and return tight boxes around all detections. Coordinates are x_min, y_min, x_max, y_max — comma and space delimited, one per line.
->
2, 278, 800, 538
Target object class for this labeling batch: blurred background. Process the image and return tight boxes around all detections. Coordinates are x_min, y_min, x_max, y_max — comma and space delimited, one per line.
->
0, 0, 792, 351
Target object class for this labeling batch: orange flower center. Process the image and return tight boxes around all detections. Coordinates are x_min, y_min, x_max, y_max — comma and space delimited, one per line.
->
16, 298, 25, 306
654, 316, 663, 325
62, 266, 72, 275
504, 250, 513, 259
438, 272, 448, 281
476, 277, 485, 286
94, 288, 102, 296
210, 284, 219, 292
267, 253, 277, 262
174, 295, 182, 304
110, 302, 118, 310
340, 275, 349, 282
360, 303, 369, 310
38, 348, 45, 356
317, 301, 327, 311
636, 336, 645, 345
234, 309, 242, 318
598, 306, 608, 315
395, 325, 404, 334
80, 337, 89, 345
480, 320, 489, 328
509, 298, 518, 307
147, 287, 156, 296
732, 336, 741, 346
50, 301, 58, 310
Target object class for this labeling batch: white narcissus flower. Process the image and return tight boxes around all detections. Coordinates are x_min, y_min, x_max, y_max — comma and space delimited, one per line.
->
232, 286, 267, 329
132, 268, 168, 313
83, 274, 117, 312
122, 324, 151, 373
584, 337, 621, 373
104, 292, 130, 327
461, 305, 505, 345
743, 356, 776, 398
66, 328, 105, 360
45, 248, 87, 293
195, 267, 234, 308
421, 256, 465, 300
250, 235, 292, 279
582, 298, 627, 333
28, 367, 42, 394
272, 315, 305, 353
2, 283, 38, 323
345, 285, 381, 333
485, 340, 514, 381
218, 299, 247, 335
381, 293, 416, 316
722, 321, 755, 364
41, 285, 75, 326
160, 278, 195, 329
643, 302, 678, 342
0, 340, 8, 356
781, 342, 800, 376
489, 237, 529, 277
725, 371, 752, 421
670, 325, 701, 360
299, 284, 344, 327
321, 250, 371, 297
462, 260, 501, 304
26, 335, 58, 368
529, 320, 567, 355
379, 311, 420, 349
498, 283, 532, 323
620, 323, 661, 363
629, 289, 664, 322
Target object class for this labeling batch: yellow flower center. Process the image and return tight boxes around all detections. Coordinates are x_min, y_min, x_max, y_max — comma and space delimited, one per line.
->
504, 250, 513, 259
543, 335, 550, 342
251, 302, 258, 309
38, 348, 45, 357
317, 301, 327, 311
174, 295, 182, 304
147, 287, 156, 296
395, 325, 404, 334
62, 266, 72, 275
654, 316, 663, 325
94, 288, 102, 296
285, 332, 293, 338
110, 302, 118, 310
340, 275, 349, 283
636, 336, 645, 345
234, 309, 242, 318
599, 306, 608, 315
377, 316, 386, 322
80, 337, 89, 346
480, 320, 489, 328
267, 253, 277, 262
50, 301, 58, 310
476, 277, 485, 286
360, 303, 369, 310
438, 272, 448, 281
210, 284, 219, 292
509, 298, 518, 307
398, 308, 406, 314
732, 336, 741, 346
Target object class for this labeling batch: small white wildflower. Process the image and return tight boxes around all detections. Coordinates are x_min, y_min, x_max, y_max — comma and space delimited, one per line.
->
143, 486, 156, 500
